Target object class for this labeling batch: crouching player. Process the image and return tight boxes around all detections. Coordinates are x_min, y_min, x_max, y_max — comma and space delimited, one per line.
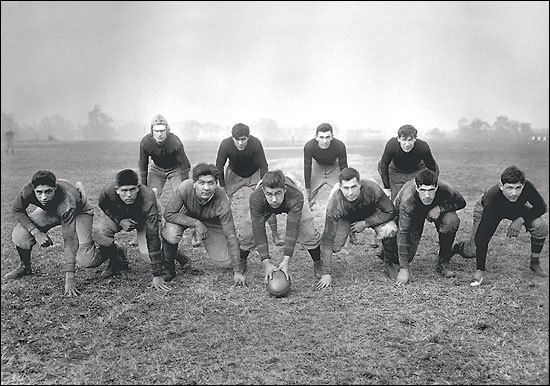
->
93, 169, 171, 291
160, 163, 248, 286
6, 170, 110, 295
384, 169, 466, 285
239, 170, 323, 284
452, 165, 548, 286
317, 167, 398, 290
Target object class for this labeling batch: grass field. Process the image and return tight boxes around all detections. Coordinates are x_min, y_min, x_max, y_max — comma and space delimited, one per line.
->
1, 139, 548, 385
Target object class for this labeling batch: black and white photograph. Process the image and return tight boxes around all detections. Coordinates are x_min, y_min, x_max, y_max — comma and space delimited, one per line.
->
1, 1, 548, 384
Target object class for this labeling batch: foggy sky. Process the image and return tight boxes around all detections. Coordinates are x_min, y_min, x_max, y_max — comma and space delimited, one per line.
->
1, 1, 548, 134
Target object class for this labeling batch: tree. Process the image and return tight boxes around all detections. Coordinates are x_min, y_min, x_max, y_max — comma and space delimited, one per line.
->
456, 118, 490, 139
38, 114, 76, 141
493, 115, 531, 138
426, 127, 446, 140
254, 118, 278, 142
1, 111, 21, 135
457, 118, 469, 130
81, 104, 116, 140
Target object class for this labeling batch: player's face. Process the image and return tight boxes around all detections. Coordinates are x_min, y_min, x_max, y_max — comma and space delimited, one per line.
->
398, 135, 416, 152
500, 182, 524, 202
116, 185, 139, 205
34, 184, 56, 206
415, 184, 438, 205
194, 175, 217, 200
152, 124, 168, 143
315, 131, 333, 149
233, 135, 249, 151
339, 178, 361, 202
263, 186, 286, 208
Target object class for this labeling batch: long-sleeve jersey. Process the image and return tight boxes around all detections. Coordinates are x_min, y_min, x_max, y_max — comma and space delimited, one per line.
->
215, 135, 268, 187
303, 138, 348, 189
163, 180, 240, 270
377, 137, 439, 189
138, 132, 191, 186
98, 183, 163, 276
475, 180, 547, 266
249, 176, 304, 260
320, 179, 396, 274
12, 180, 85, 273
394, 179, 466, 267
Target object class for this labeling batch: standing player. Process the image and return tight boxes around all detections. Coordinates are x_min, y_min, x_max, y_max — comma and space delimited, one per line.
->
378, 124, 439, 200
316, 167, 398, 290
385, 169, 467, 285
4, 128, 15, 155
138, 114, 191, 199
452, 165, 548, 286
216, 123, 282, 246
303, 123, 348, 210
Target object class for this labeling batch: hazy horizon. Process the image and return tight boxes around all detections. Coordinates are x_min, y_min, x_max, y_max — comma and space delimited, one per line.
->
2, 1, 549, 136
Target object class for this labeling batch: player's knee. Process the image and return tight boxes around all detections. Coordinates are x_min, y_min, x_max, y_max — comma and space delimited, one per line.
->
161, 222, 183, 244
92, 226, 115, 247
439, 212, 460, 233
76, 242, 100, 268
12, 226, 36, 249
374, 220, 398, 239
529, 217, 549, 238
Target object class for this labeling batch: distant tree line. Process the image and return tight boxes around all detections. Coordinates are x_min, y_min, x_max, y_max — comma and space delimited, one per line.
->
1, 107, 546, 144
452, 116, 535, 142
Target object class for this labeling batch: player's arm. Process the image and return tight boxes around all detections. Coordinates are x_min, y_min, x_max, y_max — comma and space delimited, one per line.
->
215, 141, 229, 188
60, 208, 80, 296
138, 139, 150, 186
176, 142, 191, 180
377, 141, 392, 190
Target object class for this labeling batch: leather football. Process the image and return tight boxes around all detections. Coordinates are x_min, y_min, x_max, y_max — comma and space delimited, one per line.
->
267, 270, 291, 297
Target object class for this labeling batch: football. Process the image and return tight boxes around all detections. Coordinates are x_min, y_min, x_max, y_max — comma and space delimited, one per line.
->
267, 270, 291, 297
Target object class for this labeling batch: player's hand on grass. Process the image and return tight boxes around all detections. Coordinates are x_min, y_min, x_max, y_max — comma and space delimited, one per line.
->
233, 272, 247, 287
262, 259, 278, 284
64, 272, 80, 296
427, 206, 441, 222
395, 268, 410, 285
350, 220, 367, 233
32, 229, 53, 247
120, 218, 137, 231
506, 218, 524, 238
152, 276, 171, 292
316, 274, 332, 290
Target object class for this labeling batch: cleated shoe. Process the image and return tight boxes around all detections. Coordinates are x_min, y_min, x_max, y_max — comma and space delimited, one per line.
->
436, 263, 456, 278
175, 252, 204, 275
117, 246, 130, 271
530, 262, 548, 278
5, 264, 32, 279
470, 270, 484, 286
